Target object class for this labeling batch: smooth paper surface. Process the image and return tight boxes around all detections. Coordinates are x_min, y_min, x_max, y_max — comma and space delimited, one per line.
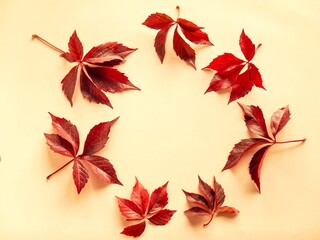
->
0, 0, 319, 239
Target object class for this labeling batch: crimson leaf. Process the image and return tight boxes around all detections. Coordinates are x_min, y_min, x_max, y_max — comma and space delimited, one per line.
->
183, 176, 239, 227
44, 113, 122, 194
222, 103, 306, 192
143, 6, 213, 69
203, 29, 264, 103
32, 30, 139, 108
117, 178, 176, 237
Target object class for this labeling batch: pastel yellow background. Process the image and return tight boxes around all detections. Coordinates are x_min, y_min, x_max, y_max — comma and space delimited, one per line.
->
0, 0, 319, 239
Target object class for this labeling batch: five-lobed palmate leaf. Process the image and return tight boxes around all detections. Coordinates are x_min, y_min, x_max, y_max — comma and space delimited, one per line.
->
117, 178, 176, 237
32, 30, 140, 108
183, 176, 239, 226
44, 113, 122, 194
203, 29, 264, 103
143, 6, 213, 69
222, 103, 306, 192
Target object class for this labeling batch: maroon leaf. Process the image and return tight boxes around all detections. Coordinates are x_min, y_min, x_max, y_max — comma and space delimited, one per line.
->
117, 179, 175, 237
48, 113, 79, 156
83, 117, 118, 155
44, 133, 75, 157
147, 209, 176, 225
173, 26, 196, 69
79, 68, 113, 108
222, 138, 270, 171
85, 66, 140, 93
223, 104, 306, 192
217, 206, 240, 215
121, 221, 146, 238
143, 6, 213, 68
45, 114, 121, 194
270, 105, 291, 138
249, 145, 272, 192
73, 158, 89, 194
183, 176, 238, 226
61, 66, 78, 106
238, 103, 271, 139
203, 29, 264, 103
33, 31, 139, 107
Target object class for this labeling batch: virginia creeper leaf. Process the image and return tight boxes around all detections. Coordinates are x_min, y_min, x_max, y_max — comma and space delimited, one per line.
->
203, 29, 264, 103
222, 103, 306, 192
44, 113, 121, 194
143, 6, 213, 69
33, 30, 139, 107
117, 178, 176, 237
183, 176, 239, 227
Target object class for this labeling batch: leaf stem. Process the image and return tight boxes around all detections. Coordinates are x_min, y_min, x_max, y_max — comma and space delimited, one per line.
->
203, 214, 214, 227
176, 6, 180, 18
46, 159, 74, 180
274, 138, 306, 144
32, 34, 65, 54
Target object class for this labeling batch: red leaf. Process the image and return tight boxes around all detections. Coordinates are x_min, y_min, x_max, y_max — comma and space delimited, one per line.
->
147, 209, 176, 225
143, 7, 213, 68
117, 179, 175, 236
67, 30, 84, 62
81, 155, 122, 185
223, 104, 305, 192
116, 197, 144, 220
182, 190, 210, 210
249, 145, 272, 192
270, 105, 291, 138
173, 26, 196, 69
131, 178, 149, 216
239, 29, 255, 61
32, 31, 138, 107
73, 158, 89, 194
48, 113, 79, 157
45, 114, 120, 194
83, 118, 118, 155
121, 221, 146, 238
203, 30, 264, 103
142, 13, 174, 29
213, 177, 225, 210
217, 206, 240, 215
197, 176, 215, 209
147, 182, 169, 215
86, 66, 140, 93
222, 138, 270, 171
154, 24, 174, 63
79, 68, 112, 108
61, 66, 78, 106
44, 133, 75, 157
238, 103, 271, 139
183, 176, 238, 226
184, 207, 211, 217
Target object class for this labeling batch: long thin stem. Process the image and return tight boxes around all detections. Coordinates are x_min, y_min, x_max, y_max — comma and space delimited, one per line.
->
203, 214, 214, 227
32, 34, 65, 54
46, 159, 74, 180
176, 6, 180, 18
274, 138, 306, 144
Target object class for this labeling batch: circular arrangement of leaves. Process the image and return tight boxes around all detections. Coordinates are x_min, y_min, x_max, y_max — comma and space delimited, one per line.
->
32, 6, 306, 238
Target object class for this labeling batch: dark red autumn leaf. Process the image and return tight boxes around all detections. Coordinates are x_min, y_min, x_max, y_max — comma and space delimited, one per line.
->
203, 29, 264, 103
44, 113, 121, 194
117, 178, 176, 237
32, 30, 139, 108
222, 103, 306, 192
183, 176, 239, 227
143, 6, 213, 69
